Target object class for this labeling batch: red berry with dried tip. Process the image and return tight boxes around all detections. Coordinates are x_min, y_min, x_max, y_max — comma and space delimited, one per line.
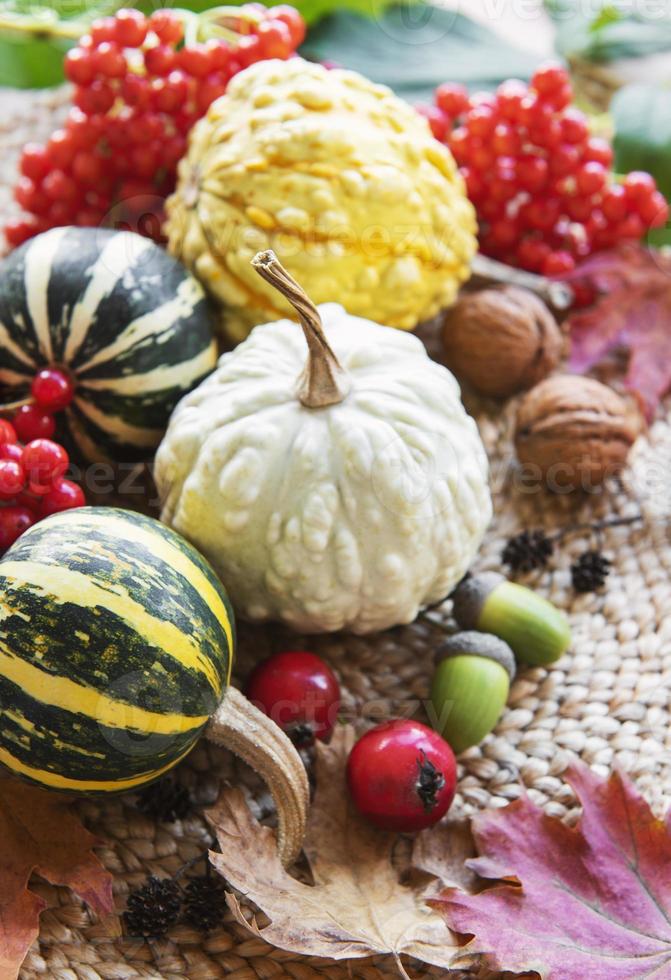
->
347, 719, 457, 833
247, 650, 341, 745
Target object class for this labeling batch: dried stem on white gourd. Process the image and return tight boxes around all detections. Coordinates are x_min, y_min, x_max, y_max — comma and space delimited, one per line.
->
206, 686, 310, 867
251, 250, 351, 408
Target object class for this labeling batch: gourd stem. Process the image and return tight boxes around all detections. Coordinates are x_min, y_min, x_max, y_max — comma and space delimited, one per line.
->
205, 686, 309, 867
251, 250, 351, 409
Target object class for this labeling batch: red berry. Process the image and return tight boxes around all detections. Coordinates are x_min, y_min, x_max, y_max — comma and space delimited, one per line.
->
0, 506, 35, 551
236, 34, 263, 68
13, 405, 55, 442
204, 39, 232, 72
20, 143, 50, 182
435, 82, 469, 117
542, 249, 575, 276
0, 443, 23, 463
547, 83, 572, 111
576, 161, 607, 196
145, 43, 177, 76
196, 72, 229, 113
22, 438, 69, 494
583, 136, 613, 168
346, 719, 457, 833
461, 165, 484, 202
565, 195, 592, 223
5, 218, 42, 248
92, 41, 127, 78
416, 105, 448, 142
178, 43, 215, 78
517, 155, 549, 192
148, 10, 184, 45
152, 70, 189, 112
74, 80, 115, 114
561, 107, 589, 144
0, 459, 26, 499
64, 46, 95, 85
489, 217, 519, 248
90, 16, 116, 46
257, 19, 293, 59
496, 78, 528, 122
0, 420, 17, 445
466, 103, 496, 138
615, 212, 645, 241
532, 61, 569, 97
39, 477, 86, 516
46, 129, 75, 169
43, 169, 79, 203
447, 126, 469, 164
271, 5, 306, 46
113, 8, 148, 47
602, 184, 628, 223
14, 177, 49, 215
516, 237, 548, 273
247, 650, 341, 744
642, 190, 670, 229
550, 143, 580, 177
31, 367, 75, 412
622, 170, 657, 204
491, 122, 520, 156
121, 73, 151, 108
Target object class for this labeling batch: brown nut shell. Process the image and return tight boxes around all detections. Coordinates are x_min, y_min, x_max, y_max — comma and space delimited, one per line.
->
442, 286, 563, 398
514, 375, 640, 492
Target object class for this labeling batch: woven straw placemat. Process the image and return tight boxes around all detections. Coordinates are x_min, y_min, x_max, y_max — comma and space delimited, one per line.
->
3, 87, 671, 980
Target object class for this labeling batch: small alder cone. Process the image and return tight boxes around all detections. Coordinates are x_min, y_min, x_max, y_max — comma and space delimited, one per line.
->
514, 375, 640, 491
442, 285, 563, 398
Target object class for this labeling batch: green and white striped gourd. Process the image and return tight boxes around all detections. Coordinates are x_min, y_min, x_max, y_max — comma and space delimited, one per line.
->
0, 507, 307, 865
0, 227, 218, 463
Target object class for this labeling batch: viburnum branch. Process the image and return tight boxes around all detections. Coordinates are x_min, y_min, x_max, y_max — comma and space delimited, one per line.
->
471, 253, 575, 311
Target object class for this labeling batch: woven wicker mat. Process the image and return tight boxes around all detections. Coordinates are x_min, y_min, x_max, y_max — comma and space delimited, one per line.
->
3, 88, 671, 980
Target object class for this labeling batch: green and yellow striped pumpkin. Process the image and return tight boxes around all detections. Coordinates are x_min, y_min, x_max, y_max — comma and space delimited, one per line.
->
0, 226, 218, 463
0, 507, 234, 794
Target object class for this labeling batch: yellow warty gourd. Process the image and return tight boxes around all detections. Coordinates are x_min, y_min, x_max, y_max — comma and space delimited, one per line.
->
165, 58, 477, 343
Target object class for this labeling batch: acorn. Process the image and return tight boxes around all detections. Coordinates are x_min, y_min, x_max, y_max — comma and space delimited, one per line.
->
430, 631, 515, 754
452, 572, 571, 667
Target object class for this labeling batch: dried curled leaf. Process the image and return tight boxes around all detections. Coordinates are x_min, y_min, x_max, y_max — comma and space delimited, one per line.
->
206, 726, 474, 976
566, 244, 671, 420
0, 779, 113, 980
432, 762, 671, 980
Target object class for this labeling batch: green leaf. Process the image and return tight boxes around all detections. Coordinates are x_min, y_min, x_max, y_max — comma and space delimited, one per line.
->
612, 82, 671, 200
0, 35, 69, 87
302, 3, 542, 103
546, 0, 671, 62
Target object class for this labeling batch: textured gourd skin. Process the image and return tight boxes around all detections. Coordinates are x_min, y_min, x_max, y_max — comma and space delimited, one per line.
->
166, 58, 477, 343
154, 304, 491, 634
0, 507, 234, 794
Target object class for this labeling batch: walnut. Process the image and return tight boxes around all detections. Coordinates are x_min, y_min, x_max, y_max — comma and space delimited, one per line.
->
442, 286, 563, 398
514, 375, 641, 492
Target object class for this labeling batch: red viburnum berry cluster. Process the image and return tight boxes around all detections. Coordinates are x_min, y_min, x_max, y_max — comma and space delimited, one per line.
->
419, 63, 669, 277
6, 4, 305, 249
0, 368, 85, 550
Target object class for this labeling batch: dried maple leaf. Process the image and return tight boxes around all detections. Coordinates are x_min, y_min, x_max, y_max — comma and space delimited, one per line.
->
0, 779, 114, 980
207, 726, 472, 978
432, 761, 671, 980
566, 243, 671, 421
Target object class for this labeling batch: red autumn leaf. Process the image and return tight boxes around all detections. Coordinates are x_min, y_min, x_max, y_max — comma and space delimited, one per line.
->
431, 761, 671, 980
565, 243, 671, 420
0, 778, 114, 979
